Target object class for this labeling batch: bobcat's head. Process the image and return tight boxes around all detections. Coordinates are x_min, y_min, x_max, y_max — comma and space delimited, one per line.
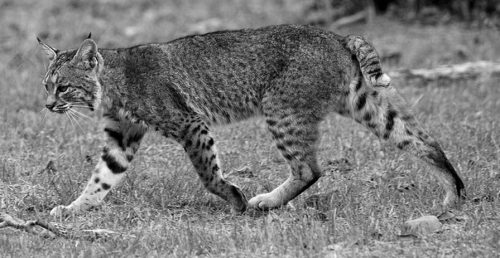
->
38, 37, 103, 113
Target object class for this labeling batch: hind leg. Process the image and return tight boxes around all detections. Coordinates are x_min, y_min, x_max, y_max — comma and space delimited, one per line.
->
348, 85, 465, 209
249, 112, 322, 209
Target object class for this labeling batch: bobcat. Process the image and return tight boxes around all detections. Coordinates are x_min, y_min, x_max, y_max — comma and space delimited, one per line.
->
37, 25, 464, 216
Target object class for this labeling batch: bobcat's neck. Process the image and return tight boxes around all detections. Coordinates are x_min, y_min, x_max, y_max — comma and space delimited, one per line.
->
97, 48, 132, 116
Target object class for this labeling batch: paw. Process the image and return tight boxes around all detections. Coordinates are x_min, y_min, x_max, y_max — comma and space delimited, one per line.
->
248, 192, 283, 210
50, 205, 72, 217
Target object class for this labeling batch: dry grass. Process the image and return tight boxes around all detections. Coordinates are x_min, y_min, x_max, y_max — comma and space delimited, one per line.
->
0, 0, 499, 257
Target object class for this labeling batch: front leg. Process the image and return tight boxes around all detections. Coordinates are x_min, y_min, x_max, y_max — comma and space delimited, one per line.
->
50, 117, 146, 216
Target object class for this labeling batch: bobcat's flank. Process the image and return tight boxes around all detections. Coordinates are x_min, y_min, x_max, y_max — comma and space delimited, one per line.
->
37, 25, 464, 216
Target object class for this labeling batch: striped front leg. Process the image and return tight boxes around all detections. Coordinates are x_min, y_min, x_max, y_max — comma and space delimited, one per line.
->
50, 117, 146, 216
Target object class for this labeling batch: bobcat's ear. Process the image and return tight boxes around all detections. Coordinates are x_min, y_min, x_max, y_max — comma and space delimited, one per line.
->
37, 37, 58, 61
72, 39, 98, 69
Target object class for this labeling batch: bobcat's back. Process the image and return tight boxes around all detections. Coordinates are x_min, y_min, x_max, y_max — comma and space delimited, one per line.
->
98, 25, 386, 127
111, 25, 353, 124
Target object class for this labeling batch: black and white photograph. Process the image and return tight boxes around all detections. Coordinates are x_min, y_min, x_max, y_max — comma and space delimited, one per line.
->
0, 0, 499, 256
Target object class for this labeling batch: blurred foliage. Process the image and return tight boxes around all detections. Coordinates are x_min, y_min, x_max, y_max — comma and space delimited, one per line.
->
306, 0, 500, 27
386, 0, 500, 26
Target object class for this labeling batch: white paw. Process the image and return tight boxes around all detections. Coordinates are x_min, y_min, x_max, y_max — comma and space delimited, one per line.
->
248, 192, 283, 210
50, 205, 71, 217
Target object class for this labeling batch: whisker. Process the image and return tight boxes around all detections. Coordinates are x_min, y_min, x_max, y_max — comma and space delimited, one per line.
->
69, 101, 89, 105
70, 101, 90, 105
411, 94, 424, 108
70, 102, 92, 107
65, 112, 76, 131
71, 108, 93, 121
68, 110, 84, 132
68, 110, 85, 131
69, 105, 92, 109
42, 109, 48, 122
39, 108, 48, 126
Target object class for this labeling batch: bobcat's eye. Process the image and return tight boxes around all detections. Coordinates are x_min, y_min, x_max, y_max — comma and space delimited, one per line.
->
57, 85, 70, 93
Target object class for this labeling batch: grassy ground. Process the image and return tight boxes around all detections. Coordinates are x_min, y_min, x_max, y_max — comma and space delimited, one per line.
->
1, 0, 499, 257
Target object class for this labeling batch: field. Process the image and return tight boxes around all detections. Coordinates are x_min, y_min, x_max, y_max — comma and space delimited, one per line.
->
1, 0, 499, 257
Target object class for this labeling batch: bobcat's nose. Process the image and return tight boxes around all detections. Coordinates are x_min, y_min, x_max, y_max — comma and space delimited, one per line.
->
45, 102, 56, 110
46, 95, 57, 110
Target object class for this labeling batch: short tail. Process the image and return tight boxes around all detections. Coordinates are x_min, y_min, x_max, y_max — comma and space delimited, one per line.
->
343, 35, 391, 88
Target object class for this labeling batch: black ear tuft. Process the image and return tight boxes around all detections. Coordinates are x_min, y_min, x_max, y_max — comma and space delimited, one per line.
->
37, 36, 59, 61
87, 32, 92, 39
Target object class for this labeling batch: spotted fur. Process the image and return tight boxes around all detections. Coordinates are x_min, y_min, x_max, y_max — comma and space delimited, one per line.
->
39, 25, 464, 216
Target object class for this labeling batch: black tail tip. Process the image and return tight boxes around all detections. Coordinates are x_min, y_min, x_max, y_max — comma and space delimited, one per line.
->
457, 180, 466, 200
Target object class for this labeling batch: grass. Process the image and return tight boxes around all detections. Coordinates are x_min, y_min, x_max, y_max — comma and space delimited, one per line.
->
1, 0, 499, 257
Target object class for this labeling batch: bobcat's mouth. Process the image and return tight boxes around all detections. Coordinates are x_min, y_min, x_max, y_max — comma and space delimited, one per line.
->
48, 103, 71, 113
48, 103, 95, 113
